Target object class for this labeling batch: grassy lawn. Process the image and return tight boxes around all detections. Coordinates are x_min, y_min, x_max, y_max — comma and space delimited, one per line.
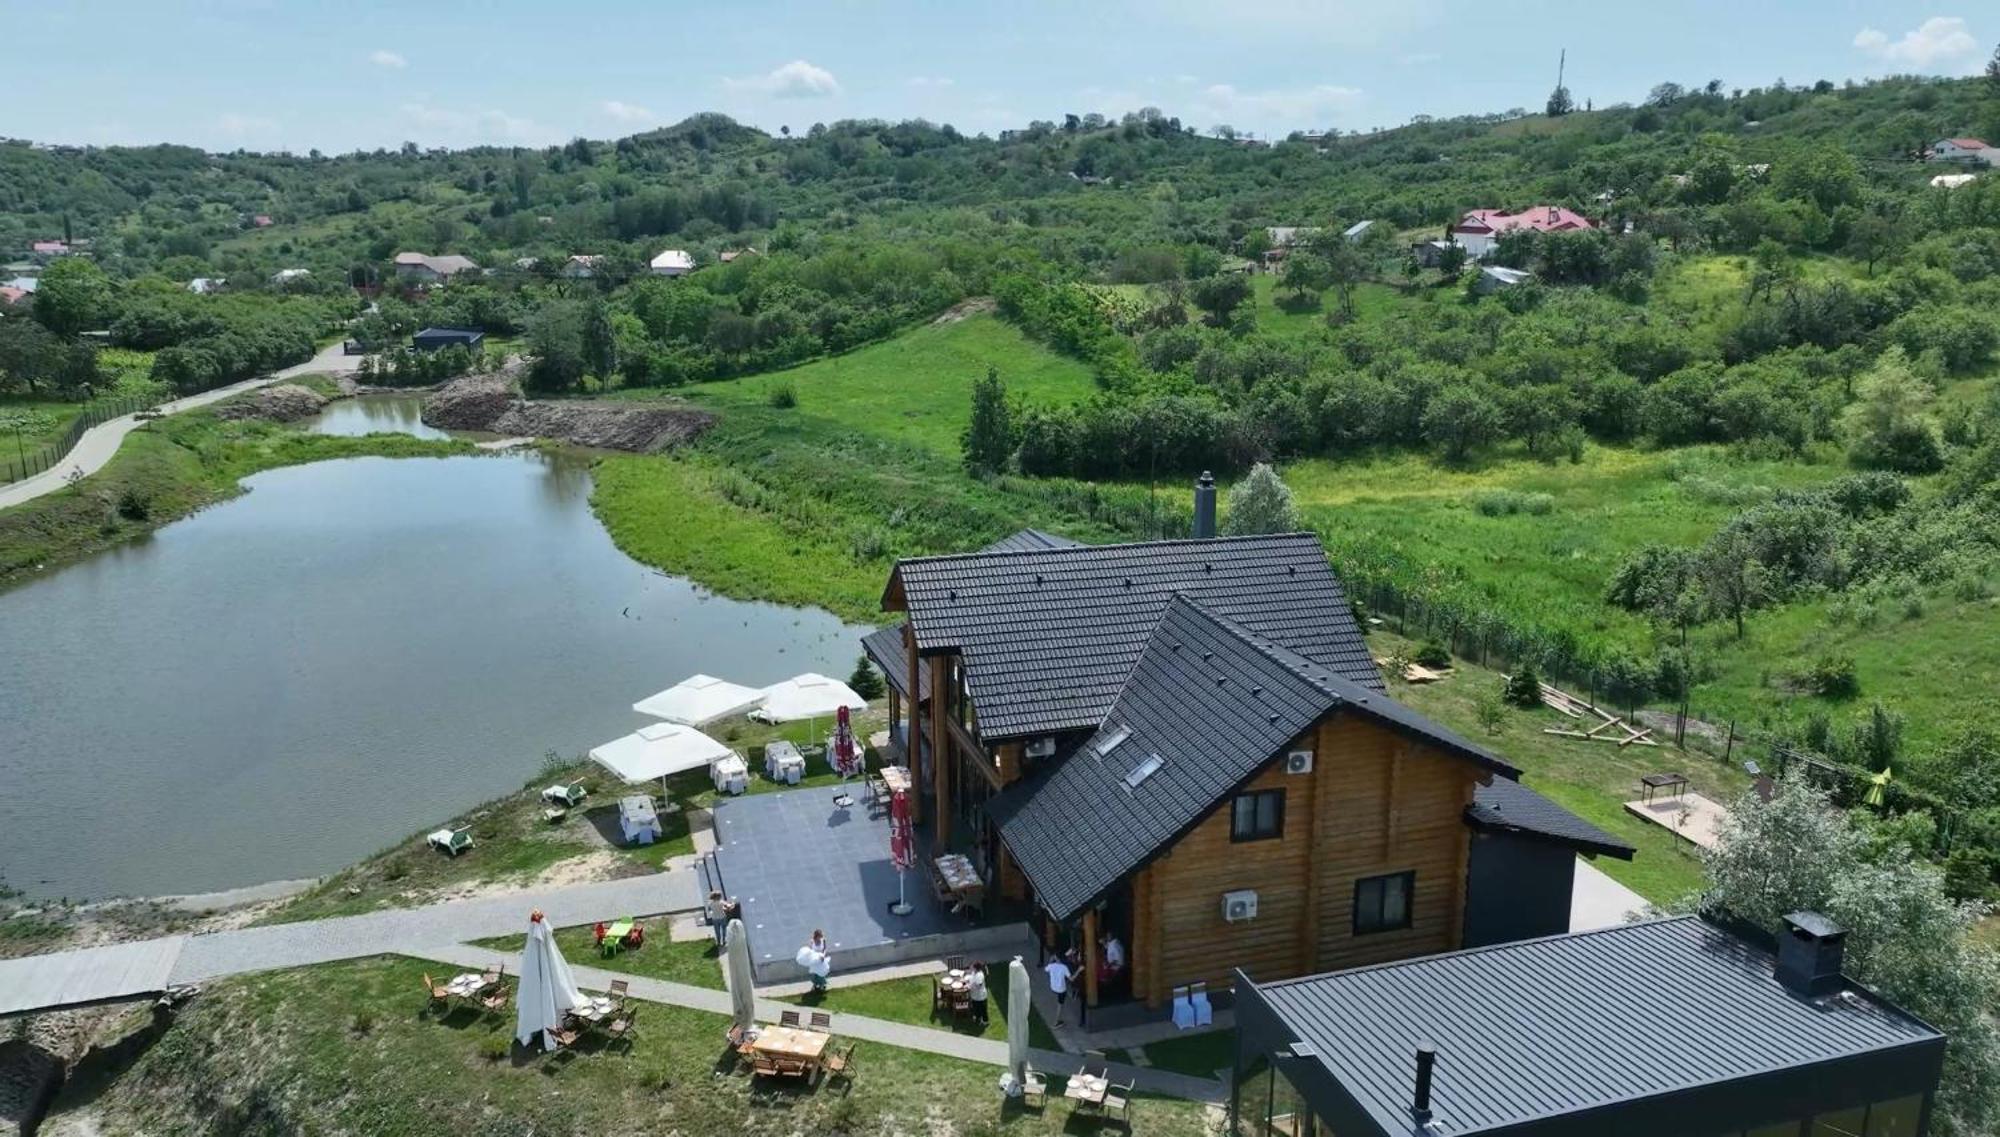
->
1368, 631, 1722, 906
676, 313, 1098, 457
782, 970, 1060, 1051
45, 955, 1223, 1137
473, 921, 728, 990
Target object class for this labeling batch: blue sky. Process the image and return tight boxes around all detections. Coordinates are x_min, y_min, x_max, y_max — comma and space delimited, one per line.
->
3, 2, 1990, 153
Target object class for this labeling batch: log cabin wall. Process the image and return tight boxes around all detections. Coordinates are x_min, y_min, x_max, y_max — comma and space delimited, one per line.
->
1141, 713, 1480, 1004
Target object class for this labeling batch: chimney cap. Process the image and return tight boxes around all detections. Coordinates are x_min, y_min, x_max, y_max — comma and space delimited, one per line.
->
1783, 911, 1845, 941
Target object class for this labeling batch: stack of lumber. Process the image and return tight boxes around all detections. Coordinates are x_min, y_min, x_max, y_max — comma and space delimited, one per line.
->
1530, 680, 1656, 747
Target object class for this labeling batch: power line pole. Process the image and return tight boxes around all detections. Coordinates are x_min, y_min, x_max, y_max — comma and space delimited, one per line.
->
1556, 48, 1565, 92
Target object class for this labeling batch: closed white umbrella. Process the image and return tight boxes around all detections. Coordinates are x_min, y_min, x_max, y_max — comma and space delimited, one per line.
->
726, 918, 756, 1035
633, 674, 765, 726
1007, 956, 1032, 1089
515, 910, 583, 1051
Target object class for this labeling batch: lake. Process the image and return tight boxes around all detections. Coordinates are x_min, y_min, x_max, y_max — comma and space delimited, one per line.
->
0, 416, 870, 900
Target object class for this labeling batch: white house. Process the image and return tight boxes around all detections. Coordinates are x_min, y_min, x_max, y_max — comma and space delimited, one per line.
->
187, 277, 225, 294
393, 252, 480, 284
1450, 206, 1594, 260
1927, 138, 1995, 164
270, 268, 312, 286
563, 254, 603, 279
649, 249, 694, 277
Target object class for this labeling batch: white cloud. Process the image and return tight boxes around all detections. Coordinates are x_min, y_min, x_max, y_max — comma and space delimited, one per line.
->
725, 59, 841, 99
1852, 16, 1979, 68
400, 103, 555, 146
369, 49, 407, 69
1196, 82, 1364, 129
601, 99, 655, 123
908, 76, 954, 89
215, 111, 277, 137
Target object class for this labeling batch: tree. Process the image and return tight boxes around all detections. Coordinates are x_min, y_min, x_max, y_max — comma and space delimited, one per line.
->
1420, 384, 1504, 463
1545, 85, 1574, 117
1503, 664, 1543, 708
1279, 251, 1332, 305
1189, 273, 1251, 328
1221, 462, 1300, 535
1844, 346, 1941, 473
847, 655, 885, 701
1694, 780, 2000, 1136
1843, 212, 1903, 276
960, 364, 1014, 474
1698, 526, 1771, 638
580, 296, 617, 380
32, 257, 110, 338
1987, 42, 2000, 96
1646, 81, 1685, 107
525, 301, 588, 392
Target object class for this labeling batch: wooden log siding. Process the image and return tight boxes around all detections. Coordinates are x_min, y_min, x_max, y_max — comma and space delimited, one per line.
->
930, 655, 950, 845
1143, 714, 1480, 1003
905, 625, 923, 824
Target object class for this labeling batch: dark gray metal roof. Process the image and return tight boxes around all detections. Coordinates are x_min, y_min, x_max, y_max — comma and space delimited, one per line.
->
976, 528, 1082, 554
860, 624, 929, 702
888, 532, 1380, 740
1467, 777, 1635, 859
990, 597, 1515, 922
1252, 916, 1942, 1137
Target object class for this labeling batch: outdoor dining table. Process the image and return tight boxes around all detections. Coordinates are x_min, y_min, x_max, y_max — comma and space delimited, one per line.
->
713, 754, 750, 795
569, 994, 619, 1026
749, 1024, 831, 1073
618, 795, 662, 845
880, 765, 912, 795
441, 972, 491, 1000
934, 853, 984, 912
1065, 1072, 1111, 1109
601, 919, 634, 955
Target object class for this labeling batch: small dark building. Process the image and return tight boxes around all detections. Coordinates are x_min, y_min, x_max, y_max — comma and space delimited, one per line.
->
1233, 913, 1945, 1137
410, 327, 484, 353
1461, 777, 1633, 947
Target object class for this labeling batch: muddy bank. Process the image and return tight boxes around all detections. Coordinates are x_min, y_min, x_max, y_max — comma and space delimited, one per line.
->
210, 383, 330, 423
422, 372, 714, 452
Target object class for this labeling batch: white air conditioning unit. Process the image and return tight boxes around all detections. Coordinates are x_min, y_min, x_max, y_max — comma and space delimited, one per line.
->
1026, 737, 1057, 759
1286, 750, 1315, 775
1222, 889, 1259, 923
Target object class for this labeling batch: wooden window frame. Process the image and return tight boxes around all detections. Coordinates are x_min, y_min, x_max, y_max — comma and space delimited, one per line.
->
1353, 871, 1415, 935
1229, 788, 1286, 843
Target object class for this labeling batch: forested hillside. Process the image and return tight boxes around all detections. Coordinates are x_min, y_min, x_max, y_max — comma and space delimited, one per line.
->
9, 71, 2000, 891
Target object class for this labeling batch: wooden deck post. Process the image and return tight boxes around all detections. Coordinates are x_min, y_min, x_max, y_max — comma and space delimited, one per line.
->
904, 625, 923, 824
1082, 908, 1100, 1007
930, 656, 951, 847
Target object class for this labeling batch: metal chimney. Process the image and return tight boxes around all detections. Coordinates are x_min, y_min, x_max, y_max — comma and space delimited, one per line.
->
1776, 912, 1846, 997
1411, 1043, 1437, 1123
1193, 471, 1217, 538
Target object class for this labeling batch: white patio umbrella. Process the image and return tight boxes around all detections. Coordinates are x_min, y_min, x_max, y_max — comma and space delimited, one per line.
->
1007, 956, 1032, 1091
632, 674, 765, 726
726, 918, 756, 1036
516, 910, 583, 1051
589, 721, 733, 792
750, 672, 869, 754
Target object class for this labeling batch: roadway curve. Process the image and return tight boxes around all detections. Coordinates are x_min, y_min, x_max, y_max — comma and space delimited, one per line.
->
0, 341, 362, 512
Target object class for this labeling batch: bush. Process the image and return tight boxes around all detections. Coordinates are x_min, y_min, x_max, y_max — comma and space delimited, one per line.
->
1472, 489, 1554, 517
1798, 652, 1859, 698
1413, 640, 1452, 669
1503, 665, 1543, 708
116, 486, 152, 521
478, 1036, 511, 1062
381, 857, 409, 882
350, 1010, 376, 1036
766, 382, 797, 409
1474, 691, 1506, 734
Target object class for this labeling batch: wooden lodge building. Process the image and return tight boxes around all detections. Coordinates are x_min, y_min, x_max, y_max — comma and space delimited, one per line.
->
861, 523, 1633, 1012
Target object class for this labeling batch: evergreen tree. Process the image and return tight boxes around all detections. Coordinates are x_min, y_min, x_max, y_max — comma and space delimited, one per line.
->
581, 297, 617, 381
848, 655, 885, 701
960, 364, 1014, 474
1222, 462, 1301, 535
1545, 85, 1574, 117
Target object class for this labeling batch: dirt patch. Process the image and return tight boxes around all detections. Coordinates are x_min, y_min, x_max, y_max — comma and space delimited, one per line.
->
930, 296, 996, 325
211, 383, 329, 423
398, 851, 646, 908
423, 371, 714, 452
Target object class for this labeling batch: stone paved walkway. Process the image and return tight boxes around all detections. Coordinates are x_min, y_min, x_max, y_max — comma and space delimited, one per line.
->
168, 871, 697, 984
416, 943, 1228, 1103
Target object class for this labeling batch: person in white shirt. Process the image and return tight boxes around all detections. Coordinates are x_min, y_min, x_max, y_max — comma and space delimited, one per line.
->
1103, 934, 1126, 973
968, 962, 990, 1028
1043, 954, 1073, 1022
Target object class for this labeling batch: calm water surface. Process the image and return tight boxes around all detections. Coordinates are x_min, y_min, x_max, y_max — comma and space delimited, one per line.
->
0, 437, 867, 899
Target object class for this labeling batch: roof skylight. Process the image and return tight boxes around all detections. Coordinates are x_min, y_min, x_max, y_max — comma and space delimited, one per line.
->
1124, 753, 1165, 790
1094, 723, 1132, 757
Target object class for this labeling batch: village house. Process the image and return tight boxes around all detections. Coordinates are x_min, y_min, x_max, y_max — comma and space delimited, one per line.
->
1233, 913, 1944, 1137
2, 276, 39, 296
1450, 205, 1594, 260
393, 252, 481, 284
29, 240, 69, 261
562, 254, 603, 278
649, 249, 695, 277
863, 489, 1632, 1013
270, 267, 312, 286
1342, 219, 1375, 242
186, 277, 225, 295
0, 285, 28, 308
718, 247, 759, 264
1926, 137, 1998, 165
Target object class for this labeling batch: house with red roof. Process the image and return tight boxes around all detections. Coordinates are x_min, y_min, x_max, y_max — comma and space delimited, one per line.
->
0, 285, 29, 308
1927, 138, 1998, 166
1450, 206, 1594, 260
29, 240, 69, 260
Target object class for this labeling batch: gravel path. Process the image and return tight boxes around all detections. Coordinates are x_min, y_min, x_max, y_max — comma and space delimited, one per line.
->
0, 341, 361, 511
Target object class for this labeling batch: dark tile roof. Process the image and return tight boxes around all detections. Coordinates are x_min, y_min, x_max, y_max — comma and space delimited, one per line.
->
1251, 916, 1942, 1137
1467, 777, 1635, 859
990, 597, 1516, 922
976, 528, 1082, 554
888, 532, 1378, 740
860, 624, 929, 701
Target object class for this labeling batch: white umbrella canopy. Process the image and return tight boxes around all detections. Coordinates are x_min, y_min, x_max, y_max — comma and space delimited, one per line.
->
516, 911, 583, 1050
726, 918, 756, 1035
632, 674, 765, 727
749, 673, 868, 724
1007, 956, 1032, 1086
589, 721, 733, 784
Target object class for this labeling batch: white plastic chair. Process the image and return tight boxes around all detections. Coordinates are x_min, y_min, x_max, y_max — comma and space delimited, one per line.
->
1171, 984, 1195, 1030
1190, 981, 1213, 1027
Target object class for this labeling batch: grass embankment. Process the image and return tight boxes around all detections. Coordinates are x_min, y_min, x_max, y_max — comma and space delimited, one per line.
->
473, 921, 728, 990
1368, 630, 1728, 905
0, 386, 473, 588
44, 955, 1220, 1137
263, 711, 891, 924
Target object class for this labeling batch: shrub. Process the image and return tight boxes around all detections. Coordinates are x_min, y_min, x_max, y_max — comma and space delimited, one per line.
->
1413, 640, 1452, 669
381, 857, 409, 882
1471, 489, 1554, 517
478, 1036, 511, 1062
1504, 665, 1544, 708
848, 655, 886, 701
766, 382, 797, 409
350, 1011, 376, 1036
1474, 691, 1506, 734
1798, 653, 1859, 698
116, 486, 153, 521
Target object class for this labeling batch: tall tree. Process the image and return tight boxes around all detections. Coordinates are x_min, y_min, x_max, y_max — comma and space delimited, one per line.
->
960, 364, 1013, 475
1698, 526, 1770, 638
580, 296, 617, 380
1545, 85, 1574, 117
31, 257, 110, 338
1221, 462, 1301, 535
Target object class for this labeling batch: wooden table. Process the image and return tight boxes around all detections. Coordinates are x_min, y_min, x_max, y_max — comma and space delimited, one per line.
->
749, 1024, 831, 1074
1065, 1072, 1110, 1109
934, 853, 984, 912
1640, 772, 1689, 803
880, 765, 912, 795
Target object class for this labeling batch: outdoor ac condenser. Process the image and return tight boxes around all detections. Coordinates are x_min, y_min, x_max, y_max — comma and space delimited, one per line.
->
1286, 750, 1315, 775
1026, 737, 1057, 759
1222, 889, 1259, 923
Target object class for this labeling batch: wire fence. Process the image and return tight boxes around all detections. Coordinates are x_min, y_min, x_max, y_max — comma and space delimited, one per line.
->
0, 394, 159, 485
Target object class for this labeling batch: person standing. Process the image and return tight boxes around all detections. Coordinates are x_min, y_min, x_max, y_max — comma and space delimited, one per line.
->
1043, 952, 1074, 1024
968, 961, 990, 1029
806, 929, 832, 993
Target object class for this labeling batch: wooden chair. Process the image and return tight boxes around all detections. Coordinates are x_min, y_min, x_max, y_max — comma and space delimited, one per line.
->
479, 983, 510, 1016
607, 979, 630, 1005
422, 973, 451, 1010
944, 954, 969, 972
752, 1054, 782, 1078
605, 1006, 638, 1049
1021, 1063, 1047, 1108
929, 865, 956, 904
823, 1041, 858, 1084
809, 1011, 832, 1032
779, 1009, 802, 1028
1102, 1079, 1134, 1125
550, 1026, 581, 1050
480, 962, 503, 988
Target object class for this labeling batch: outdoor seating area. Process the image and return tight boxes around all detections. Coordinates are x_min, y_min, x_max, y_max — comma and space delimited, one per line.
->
422, 965, 510, 1018
1062, 1051, 1136, 1125
733, 1017, 858, 1086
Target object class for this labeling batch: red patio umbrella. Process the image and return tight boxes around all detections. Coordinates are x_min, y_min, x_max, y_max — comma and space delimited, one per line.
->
889, 788, 915, 916
833, 704, 860, 778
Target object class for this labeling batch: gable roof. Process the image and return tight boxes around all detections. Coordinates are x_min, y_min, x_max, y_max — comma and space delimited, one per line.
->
1467, 776, 1633, 859
1454, 206, 1593, 235
989, 596, 1516, 921
1250, 916, 1941, 1137
976, 528, 1081, 555
1941, 137, 1991, 149
887, 532, 1378, 741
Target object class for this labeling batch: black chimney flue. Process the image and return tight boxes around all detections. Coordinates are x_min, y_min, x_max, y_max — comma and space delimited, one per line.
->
1193, 471, 1217, 539
1776, 911, 1847, 997
1411, 1043, 1437, 1123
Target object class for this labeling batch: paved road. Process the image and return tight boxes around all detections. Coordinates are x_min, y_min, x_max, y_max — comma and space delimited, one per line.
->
0, 340, 361, 511
166, 870, 698, 984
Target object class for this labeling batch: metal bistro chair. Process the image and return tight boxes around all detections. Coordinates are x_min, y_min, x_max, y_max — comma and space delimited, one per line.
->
809, 1011, 832, 1033
605, 1005, 638, 1051
823, 1041, 858, 1086
1102, 1078, 1135, 1126
608, 979, 630, 1006
1021, 1063, 1048, 1108
779, 1009, 803, 1029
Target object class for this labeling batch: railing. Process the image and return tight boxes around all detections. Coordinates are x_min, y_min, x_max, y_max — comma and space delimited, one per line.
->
1, 394, 158, 484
